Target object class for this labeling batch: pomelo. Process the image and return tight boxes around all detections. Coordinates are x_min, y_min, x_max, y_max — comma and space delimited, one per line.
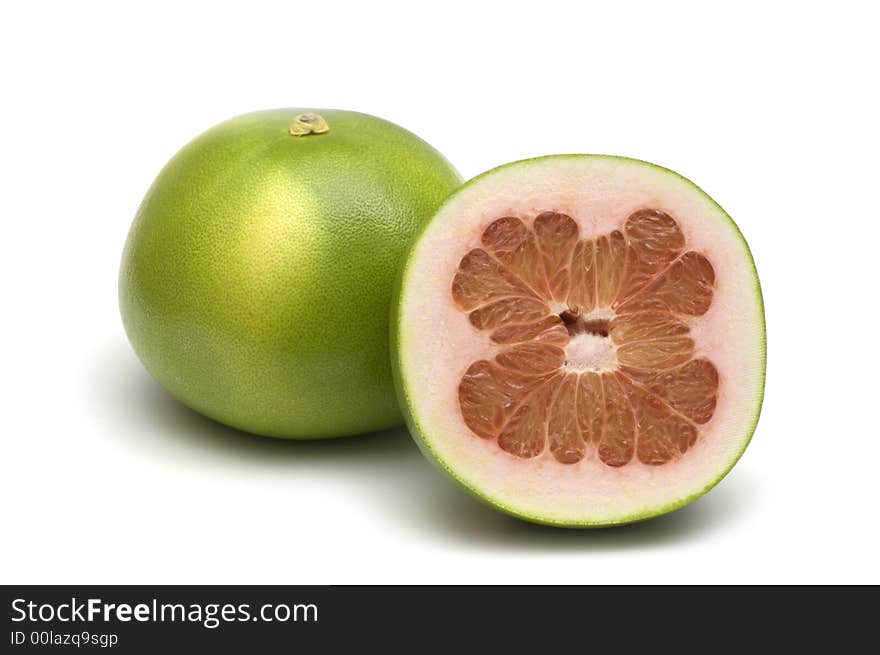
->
120, 109, 460, 438
393, 155, 765, 526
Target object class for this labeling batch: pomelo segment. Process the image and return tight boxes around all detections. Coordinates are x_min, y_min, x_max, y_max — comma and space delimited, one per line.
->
393, 155, 765, 526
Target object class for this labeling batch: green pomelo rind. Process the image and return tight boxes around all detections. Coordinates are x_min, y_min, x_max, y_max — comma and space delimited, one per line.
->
121, 109, 461, 439
392, 154, 765, 527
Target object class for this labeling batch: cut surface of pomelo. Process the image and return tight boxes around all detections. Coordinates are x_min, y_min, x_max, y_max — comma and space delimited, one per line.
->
393, 155, 765, 526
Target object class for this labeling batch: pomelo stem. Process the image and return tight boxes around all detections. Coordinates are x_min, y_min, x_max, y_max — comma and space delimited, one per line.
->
289, 113, 330, 136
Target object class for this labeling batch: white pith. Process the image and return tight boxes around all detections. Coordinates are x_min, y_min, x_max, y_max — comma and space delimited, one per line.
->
563, 332, 617, 372
397, 156, 764, 524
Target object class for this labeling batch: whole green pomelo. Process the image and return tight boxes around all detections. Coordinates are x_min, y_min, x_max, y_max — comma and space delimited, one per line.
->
119, 109, 460, 438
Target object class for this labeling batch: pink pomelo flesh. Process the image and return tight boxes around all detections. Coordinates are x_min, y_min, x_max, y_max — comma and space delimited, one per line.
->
393, 155, 765, 526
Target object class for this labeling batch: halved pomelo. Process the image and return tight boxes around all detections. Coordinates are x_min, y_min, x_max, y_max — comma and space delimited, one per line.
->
393, 155, 765, 526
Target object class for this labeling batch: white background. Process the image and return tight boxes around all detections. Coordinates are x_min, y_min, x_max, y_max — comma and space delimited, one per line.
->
2, 1, 878, 584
